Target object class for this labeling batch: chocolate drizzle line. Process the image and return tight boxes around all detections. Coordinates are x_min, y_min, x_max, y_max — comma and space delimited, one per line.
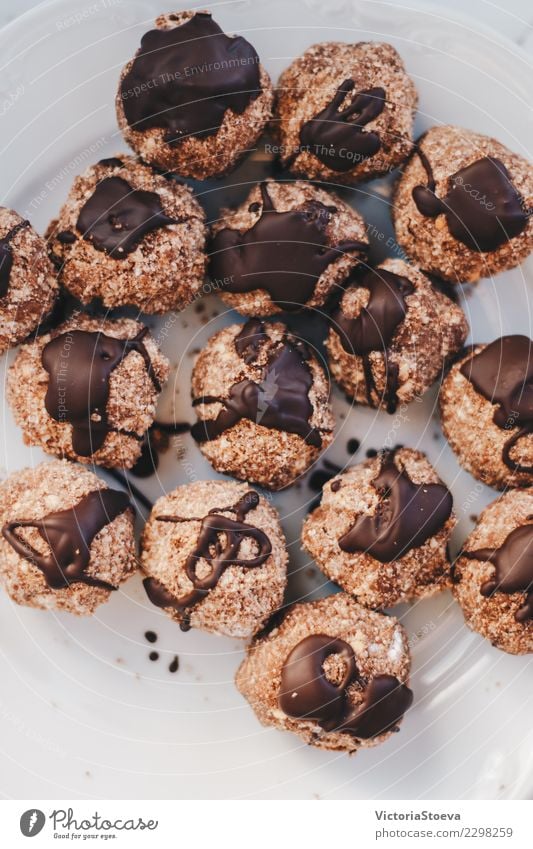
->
339, 450, 452, 562
462, 524, 533, 623
412, 148, 529, 252
42, 327, 161, 456
191, 319, 324, 448
333, 268, 414, 414
209, 182, 367, 311
279, 634, 413, 738
143, 490, 271, 630
299, 81, 386, 172
0, 219, 30, 298
120, 12, 261, 146
76, 176, 177, 257
460, 335, 533, 474
2, 488, 132, 590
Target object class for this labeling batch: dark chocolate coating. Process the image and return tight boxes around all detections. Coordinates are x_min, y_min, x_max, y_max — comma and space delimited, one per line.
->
191, 319, 324, 448
0, 219, 30, 297
2, 488, 131, 590
76, 176, 176, 257
412, 151, 528, 252
460, 335, 533, 474
333, 267, 414, 413
143, 490, 271, 628
462, 523, 533, 623
120, 12, 262, 145
210, 182, 367, 311
339, 452, 452, 562
299, 81, 385, 172
42, 327, 160, 456
279, 633, 412, 738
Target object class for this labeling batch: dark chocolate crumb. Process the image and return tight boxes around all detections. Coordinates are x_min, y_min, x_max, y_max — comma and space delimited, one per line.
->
168, 655, 179, 674
144, 630, 157, 644
347, 438, 360, 454
366, 448, 378, 458
149, 651, 159, 661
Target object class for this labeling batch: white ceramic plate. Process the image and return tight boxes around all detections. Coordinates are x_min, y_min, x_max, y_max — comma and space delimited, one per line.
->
1, 0, 532, 801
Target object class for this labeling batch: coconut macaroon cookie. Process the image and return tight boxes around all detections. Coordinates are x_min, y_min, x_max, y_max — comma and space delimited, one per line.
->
209, 180, 369, 316
302, 448, 454, 609
236, 594, 413, 752
394, 126, 533, 283
190, 319, 334, 490
326, 258, 468, 411
453, 490, 533, 654
274, 41, 417, 184
47, 155, 206, 313
141, 480, 287, 637
0, 461, 135, 615
7, 314, 169, 469
0, 208, 58, 355
440, 336, 533, 490
116, 11, 274, 179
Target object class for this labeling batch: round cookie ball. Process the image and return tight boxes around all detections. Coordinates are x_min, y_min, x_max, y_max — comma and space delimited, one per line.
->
440, 335, 533, 490
274, 41, 417, 185
0, 208, 58, 355
141, 480, 287, 637
190, 319, 334, 490
236, 594, 413, 752
453, 490, 533, 654
393, 126, 533, 282
7, 314, 169, 469
302, 448, 454, 608
0, 460, 135, 615
46, 155, 206, 313
209, 179, 368, 316
326, 258, 468, 411
116, 11, 274, 179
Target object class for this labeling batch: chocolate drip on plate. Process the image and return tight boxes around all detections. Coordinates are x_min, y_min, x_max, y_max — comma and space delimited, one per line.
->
299, 81, 385, 172
210, 182, 367, 311
143, 490, 271, 628
120, 12, 261, 145
462, 523, 533, 623
76, 176, 177, 257
460, 335, 533, 474
191, 319, 324, 447
279, 633, 412, 738
333, 267, 414, 413
42, 326, 160, 456
2, 488, 131, 590
412, 150, 528, 252
0, 219, 30, 298
339, 451, 452, 562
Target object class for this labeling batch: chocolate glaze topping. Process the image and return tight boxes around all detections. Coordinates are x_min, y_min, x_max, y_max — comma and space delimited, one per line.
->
412, 150, 528, 252
462, 524, 533, 623
279, 634, 413, 738
339, 451, 452, 562
120, 12, 261, 145
460, 335, 533, 474
299, 81, 386, 172
191, 319, 324, 448
0, 219, 30, 298
76, 176, 177, 257
42, 326, 160, 456
333, 267, 414, 413
2, 488, 131, 590
143, 490, 271, 630
210, 182, 367, 311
